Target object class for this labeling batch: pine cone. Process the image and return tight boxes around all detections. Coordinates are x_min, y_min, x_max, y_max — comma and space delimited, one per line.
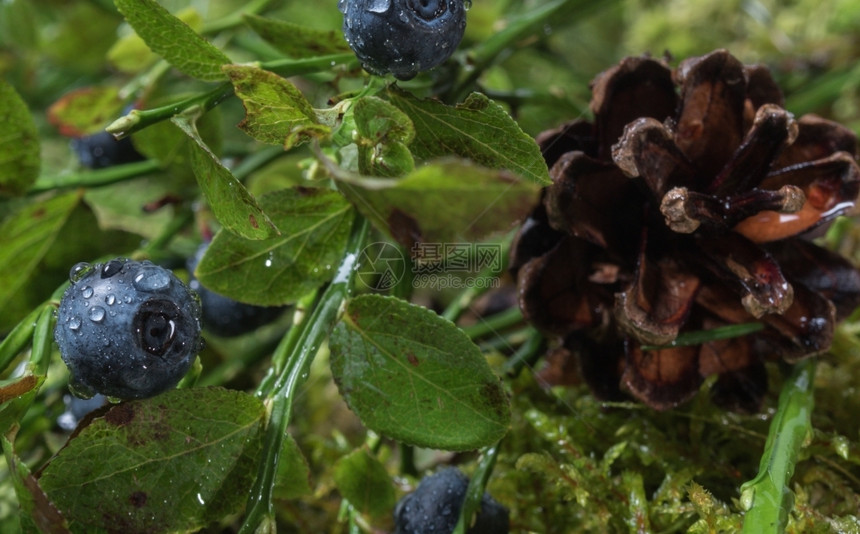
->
512, 49, 860, 411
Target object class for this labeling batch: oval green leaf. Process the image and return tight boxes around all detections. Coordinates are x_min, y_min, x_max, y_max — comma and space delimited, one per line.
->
172, 116, 278, 240
38, 387, 265, 534
0, 80, 40, 196
388, 88, 551, 185
329, 294, 511, 451
195, 186, 354, 306
224, 64, 329, 149
114, 0, 232, 81
333, 448, 396, 518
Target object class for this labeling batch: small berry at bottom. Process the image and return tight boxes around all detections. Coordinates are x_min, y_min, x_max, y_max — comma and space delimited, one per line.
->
394, 468, 509, 534
54, 258, 203, 400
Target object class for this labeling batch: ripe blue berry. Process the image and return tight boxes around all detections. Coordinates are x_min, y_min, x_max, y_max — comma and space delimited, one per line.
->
339, 0, 467, 80
71, 130, 144, 169
394, 468, 509, 534
54, 259, 203, 400
187, 244, 285, 337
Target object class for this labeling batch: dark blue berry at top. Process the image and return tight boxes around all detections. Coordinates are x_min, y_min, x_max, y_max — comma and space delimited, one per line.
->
187, 244, 285, 337
339, 0, 467, 80
394, 467, 509, 534
54, 258, 203, 400
71, 130, 144, 169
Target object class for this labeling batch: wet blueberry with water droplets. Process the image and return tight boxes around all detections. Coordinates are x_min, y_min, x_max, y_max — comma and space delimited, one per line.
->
393, 468, 509, 534
339, 0, 467, 80
187, 243, 285, 337
54, 258, 203, 400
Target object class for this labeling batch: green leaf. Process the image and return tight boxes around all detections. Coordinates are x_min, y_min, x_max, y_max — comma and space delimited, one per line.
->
38, 387, 265, 533
0, 192, 80, 313
333, 448, 396, 518
46, 86, 124, 137
224, 64, 329, 149
108, 7, 203, 74
114, 0, 232, 81
336, 158, 537, 247
388, 88, 551, 185
243, 14, 350, 58
353, 96, 415, 177
195, 187, 354, 306
172, 116, 278, 240
2, 433, 71, 534
0, 80, 40, 196
272, 433, 312, 500
329, 294, 511, 451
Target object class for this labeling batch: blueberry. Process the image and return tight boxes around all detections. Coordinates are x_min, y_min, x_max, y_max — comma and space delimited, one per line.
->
56, 393, 107, 431
54, 259, 203, 400
71, 130, 144, 169
394, 468, 509, 534
339, 0, 467, 80
187, 244, 285, 337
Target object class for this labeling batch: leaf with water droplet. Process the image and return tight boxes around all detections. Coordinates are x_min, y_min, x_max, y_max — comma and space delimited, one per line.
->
172, 116, 278, 240
195, 187, 353, 306
329, 294, 511, 451
38, 387, 264, 533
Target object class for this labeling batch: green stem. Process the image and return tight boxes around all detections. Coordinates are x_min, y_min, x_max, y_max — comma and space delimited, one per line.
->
449, 0, 596, 102
740, 359, 816, 533
27, 160, 160, 194
460, 307, 524, 341
238, 215, 368, 534
108, 54, 357, 139
501, 327, 544, 377
0, 306, 44, 375
453, 443, 502, 534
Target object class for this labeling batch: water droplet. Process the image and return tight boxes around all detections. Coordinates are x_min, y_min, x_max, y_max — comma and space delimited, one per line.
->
69, 262, 92, 283
89, 306, 106, 323
464, 0, 472, 10
196, 493, 206, 506
264, 252, 274, 268
124, 295, 133, 304
105, 294, 116, 306
133, 266, 171, 292
69, 316, 82, 331
81, 286, 94, 299
101, 260, 124, 279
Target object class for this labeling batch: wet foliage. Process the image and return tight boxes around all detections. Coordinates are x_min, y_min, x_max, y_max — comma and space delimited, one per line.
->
2, 0, 860, 533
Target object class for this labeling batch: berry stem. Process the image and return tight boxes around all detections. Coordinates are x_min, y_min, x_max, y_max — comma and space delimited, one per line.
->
27, 160, 161, 194
740, 358, 816, 533
238, 214, 368, 534
108, 54, 357, 139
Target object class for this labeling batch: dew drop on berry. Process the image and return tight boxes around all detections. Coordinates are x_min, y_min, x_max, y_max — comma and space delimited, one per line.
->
101, 260, 124, 279
68, 375, 96, 399
105, 294, 116, 306
69, 262, 92, 284
133, 266, 171, 292
68, 316, 82, 331
81, 286, 94, 299
124, 295, 133, 304
89, 306, 106, 323
367, 0, 390, 13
